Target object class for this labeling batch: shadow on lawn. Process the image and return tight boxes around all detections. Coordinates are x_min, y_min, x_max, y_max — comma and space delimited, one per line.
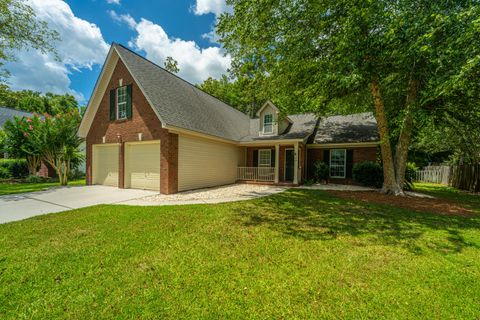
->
233, 189, 480, 254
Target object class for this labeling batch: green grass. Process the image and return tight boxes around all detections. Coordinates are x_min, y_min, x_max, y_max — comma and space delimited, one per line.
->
1, 188, 479, 319
414, 182, 480, 214
0, 179, 85, 195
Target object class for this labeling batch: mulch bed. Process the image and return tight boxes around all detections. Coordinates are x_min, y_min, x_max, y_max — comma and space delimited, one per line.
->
327, 191, 474, 216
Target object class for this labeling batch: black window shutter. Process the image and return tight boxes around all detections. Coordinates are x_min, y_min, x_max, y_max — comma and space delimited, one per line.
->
346, 149, 354, 178
271, 149, 275, 167
109, 89, 116, 121
323, 149, 330, 164
253, 150, 258, 167
126, 84, 133, 119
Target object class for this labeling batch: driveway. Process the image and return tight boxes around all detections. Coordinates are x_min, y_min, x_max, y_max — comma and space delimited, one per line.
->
0, 186, 157, 224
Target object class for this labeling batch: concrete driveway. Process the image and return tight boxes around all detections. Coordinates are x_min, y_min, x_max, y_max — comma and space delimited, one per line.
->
0, 186, 157, 224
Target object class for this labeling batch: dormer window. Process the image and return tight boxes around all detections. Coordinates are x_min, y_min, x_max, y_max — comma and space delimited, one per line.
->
263, 114, 273, 134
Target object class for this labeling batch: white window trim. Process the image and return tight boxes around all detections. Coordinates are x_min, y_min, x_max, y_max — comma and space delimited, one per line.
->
258, 149, 272, 167
116, 86, 127, 120
263, 113, 274, 134
329, 149, 347, 178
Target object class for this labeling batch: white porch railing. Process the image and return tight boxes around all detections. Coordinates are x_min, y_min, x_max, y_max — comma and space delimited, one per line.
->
237, 167, 275, 182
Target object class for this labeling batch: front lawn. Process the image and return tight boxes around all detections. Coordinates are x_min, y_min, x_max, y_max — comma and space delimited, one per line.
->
414, 182, 480, 214
0, 179, 85, 196
0, 188, 479, 319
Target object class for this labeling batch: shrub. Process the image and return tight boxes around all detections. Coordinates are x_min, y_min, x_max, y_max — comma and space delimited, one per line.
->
353, 161, 383, 188
313, 161, 330, 183
0, 166, 10, 179
0, 159, 29, 179
404, 162, 418, 190
24, 175, 44, 183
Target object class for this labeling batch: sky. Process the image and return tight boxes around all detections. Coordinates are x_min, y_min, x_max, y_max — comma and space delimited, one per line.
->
4, 0, 232, 104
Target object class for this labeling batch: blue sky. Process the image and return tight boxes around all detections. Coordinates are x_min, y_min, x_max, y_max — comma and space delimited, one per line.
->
5, 0, 231, 105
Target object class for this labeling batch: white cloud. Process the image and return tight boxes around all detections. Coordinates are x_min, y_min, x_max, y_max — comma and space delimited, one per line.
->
129, 18, 231, 84
193, 0, 231, 16
106, 0, 120, 5
5, 0, 109, 103
108, 10, 136, 29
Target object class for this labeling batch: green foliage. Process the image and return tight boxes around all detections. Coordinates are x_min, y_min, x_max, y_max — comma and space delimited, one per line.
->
27, 110, 84, 185
0, 0, 59, 79
353, 162, 384, 188
0, 158, 29, 179
198, 75, 271, 117
313, 161, 329, 183
163, 56, 179, 74
0, 84, 79, 115
3, 115, 42, 174
24, 174, 44, 183
0, 166, 9, 179
404, 162, 418, 191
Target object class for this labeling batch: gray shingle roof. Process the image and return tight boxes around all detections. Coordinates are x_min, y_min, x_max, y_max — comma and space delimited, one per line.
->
311, 112, 379, 144
114, 44, 251, 141
241, 113, 318, 142
0, 107, 33, 128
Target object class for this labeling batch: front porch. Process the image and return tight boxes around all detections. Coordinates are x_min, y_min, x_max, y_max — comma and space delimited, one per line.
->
236, 143, 304, 185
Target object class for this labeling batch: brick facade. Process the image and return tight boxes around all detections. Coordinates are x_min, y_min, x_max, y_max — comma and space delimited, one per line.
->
85, 59, 178, 194
306, 146, 378, 183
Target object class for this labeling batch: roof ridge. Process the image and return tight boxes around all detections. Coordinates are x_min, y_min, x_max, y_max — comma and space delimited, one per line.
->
113, 43, 249, 120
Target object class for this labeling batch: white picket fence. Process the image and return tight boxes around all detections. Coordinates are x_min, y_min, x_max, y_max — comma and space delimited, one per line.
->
415, 166, 451, 185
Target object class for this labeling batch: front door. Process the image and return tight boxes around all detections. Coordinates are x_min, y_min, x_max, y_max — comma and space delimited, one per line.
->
285, 149, 294, 181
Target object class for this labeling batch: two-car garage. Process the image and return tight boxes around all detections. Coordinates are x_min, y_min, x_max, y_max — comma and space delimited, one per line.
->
92, 141, 161, 191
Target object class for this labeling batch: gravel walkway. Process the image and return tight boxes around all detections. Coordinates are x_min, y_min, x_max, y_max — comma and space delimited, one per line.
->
121, 184, 287, 206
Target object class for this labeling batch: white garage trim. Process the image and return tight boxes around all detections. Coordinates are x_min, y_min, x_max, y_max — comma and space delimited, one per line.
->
92, 143, 120, 187
124, 140, 161, 191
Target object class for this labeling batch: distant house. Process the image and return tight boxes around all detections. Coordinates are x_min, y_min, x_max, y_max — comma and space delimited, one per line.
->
0, 106, 33, 128
78, 43, 379, 194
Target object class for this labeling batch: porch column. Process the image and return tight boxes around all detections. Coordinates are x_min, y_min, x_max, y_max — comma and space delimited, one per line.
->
274, 144, 280, 183
293, 142, 299, 184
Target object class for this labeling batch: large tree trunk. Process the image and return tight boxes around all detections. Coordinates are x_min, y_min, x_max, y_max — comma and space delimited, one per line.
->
26, 155, 41, 176
370, 79, 404, 195
394, 79, 419, 189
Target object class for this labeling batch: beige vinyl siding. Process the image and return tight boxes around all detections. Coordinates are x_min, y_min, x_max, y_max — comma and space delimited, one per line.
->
124, 141, 160, 191
178, 135, 241, 191
92, 144, 119, 187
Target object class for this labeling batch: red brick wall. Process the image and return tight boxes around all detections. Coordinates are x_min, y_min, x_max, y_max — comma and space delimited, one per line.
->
306, 146, 378, 183
85, 59, 178, 193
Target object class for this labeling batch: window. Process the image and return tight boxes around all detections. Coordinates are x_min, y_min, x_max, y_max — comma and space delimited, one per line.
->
329, 149, 346, 178
258, 149, 272, 167
263, 114, 273, 134
117, 86, 127, 120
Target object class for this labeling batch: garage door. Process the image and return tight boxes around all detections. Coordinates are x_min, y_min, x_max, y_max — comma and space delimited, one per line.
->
125, 141, 160, 191
92, 144, 119, 187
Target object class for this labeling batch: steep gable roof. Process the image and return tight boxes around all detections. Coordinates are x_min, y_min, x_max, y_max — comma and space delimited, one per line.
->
113, 44, 251, 141
0, 106, 33, 128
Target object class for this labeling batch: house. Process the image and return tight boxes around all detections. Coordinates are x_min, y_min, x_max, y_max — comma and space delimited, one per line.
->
78, 43, 379, 194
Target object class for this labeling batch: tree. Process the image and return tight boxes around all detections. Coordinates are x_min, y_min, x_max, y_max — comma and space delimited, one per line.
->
3, 110, 84, 184
3, 116, 42, 175
218, 0, 480, 195
0, 85, 79, 115
29, 110, 84, 185
0, 0, 59, 79
164, 56, 179, 74
198, 74, 272, 117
